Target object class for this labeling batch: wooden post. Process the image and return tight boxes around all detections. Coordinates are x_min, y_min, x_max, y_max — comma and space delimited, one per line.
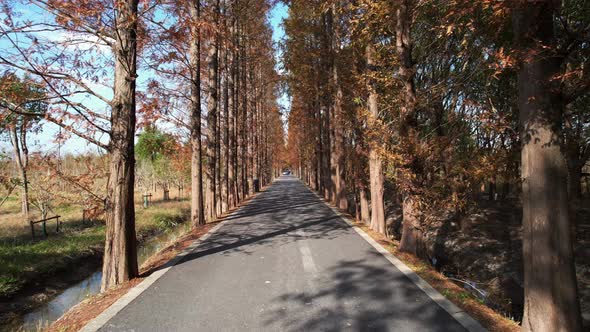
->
30, 220, 35, 240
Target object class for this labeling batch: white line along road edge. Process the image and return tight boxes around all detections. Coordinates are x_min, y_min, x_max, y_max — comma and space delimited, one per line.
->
79, 191, 264, 332
303, 181, 487, 332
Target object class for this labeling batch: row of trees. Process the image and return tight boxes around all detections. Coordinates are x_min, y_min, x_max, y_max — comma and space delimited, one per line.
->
144, 0, 285, 226
0, 0, 284, 292
283, 0, 588, 330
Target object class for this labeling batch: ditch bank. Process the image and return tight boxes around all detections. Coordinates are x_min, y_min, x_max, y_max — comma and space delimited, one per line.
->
384, 199, 590, 327
0, 221, 192, 332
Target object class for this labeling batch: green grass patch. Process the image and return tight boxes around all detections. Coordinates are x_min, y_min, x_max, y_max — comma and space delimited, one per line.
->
0, 226, 104, 299
0, 199, 190, 299
153, 213, 183, 230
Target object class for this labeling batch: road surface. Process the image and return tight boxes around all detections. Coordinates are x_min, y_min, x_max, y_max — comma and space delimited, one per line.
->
98, 177, 471, 332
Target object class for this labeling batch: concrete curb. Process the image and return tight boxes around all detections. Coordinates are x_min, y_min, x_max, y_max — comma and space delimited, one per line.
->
304, 183, 487, 332
79, 191, 264, 332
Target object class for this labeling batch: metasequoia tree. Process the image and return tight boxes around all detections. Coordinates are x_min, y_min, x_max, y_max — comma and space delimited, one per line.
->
189, 0, 206, 226
393, 0, 424, 255
284, 0, 587, 327
0, 0, 144, 291
141, 0, 214, 226
365, 43, 385, 233
513, 0, 582, 330
0, 73, 47, 221
329, 2, 348, 210
283, 0, 337, 200
204, 0, 220, 221
145, 0, 282, 223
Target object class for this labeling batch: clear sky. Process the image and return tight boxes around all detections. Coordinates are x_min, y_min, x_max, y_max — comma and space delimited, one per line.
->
268, 2, 291, 126
1, 2, 290, 157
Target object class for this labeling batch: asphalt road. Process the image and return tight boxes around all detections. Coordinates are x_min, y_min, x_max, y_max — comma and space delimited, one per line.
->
98, 176, 469, 332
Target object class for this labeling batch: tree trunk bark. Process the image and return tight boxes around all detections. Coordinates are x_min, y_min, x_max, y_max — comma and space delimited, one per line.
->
241, 30, 249, 198
222, 28, 229, 213
395, 0, 423, 255
329, 4, 347, 210
400, 196, 423, 255
366, 43, 386, 234
101, 0, 139, 292
565, 132, 583, 204
205, 0, 220, 222
513, 2, 583, 331
489, 176, 497, 201
215, 41, 222, 216
189, 0, 205, 227
247, 62, 254, 195
9, 125, 29, 220
360, 187, 370, 225
228, 14, 237, 208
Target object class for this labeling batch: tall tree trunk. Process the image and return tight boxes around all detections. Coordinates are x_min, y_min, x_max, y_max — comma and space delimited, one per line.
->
331, 5, 347, 210
513, 2, 583, 331
360, 187, 370, 225
320, 12, 332, 202
189, 0, 205, 227
327, 18, 337, 205
222, 22, 229, 212
205, 0, 220, 222
396, 0, 423, 256
228, 14, 237, 208
241, 28, 249, 198
215, 37, 222, 216
366, 43, 386, 234
323, 104, 332, 200
565, 112, 583, 204
9, 125, 29, 220
314, 79, 324, 194
235, 18, 244, 203
489, 176, 497, 201
247, 61, 254, 195
566, 154, 583, 204
101, 0, 139, 292
251, 67, 258, 189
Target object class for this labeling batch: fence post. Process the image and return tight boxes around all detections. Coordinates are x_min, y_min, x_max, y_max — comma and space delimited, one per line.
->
30, 220, 35, 240
56, 216, 60, 232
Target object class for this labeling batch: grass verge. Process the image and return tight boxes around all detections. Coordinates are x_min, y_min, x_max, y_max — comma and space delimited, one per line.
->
0, 200, 190, 300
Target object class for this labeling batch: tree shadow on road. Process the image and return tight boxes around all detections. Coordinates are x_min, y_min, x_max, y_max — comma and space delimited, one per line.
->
172, 178, 354, 265
261, 251, 468, 332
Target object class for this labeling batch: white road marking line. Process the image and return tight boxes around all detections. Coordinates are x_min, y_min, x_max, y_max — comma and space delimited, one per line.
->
295, 229, 318, 275
299, 244, 318, 275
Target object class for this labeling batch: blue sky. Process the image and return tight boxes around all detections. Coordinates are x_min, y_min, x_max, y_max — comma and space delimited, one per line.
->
1, 2, 290, 157
268, 2, 290, 126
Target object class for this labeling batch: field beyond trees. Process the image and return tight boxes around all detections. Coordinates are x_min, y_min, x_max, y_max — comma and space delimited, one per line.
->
0, 187, 189, 301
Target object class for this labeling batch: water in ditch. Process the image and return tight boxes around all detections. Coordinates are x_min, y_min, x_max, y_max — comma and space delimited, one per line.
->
6, 223, 190, 332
